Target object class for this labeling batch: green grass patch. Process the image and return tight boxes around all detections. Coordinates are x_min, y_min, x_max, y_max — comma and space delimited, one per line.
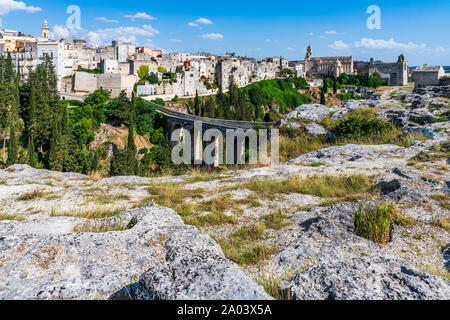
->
184, 212, 237, 228
0, 214, 25, 221
261, 210, 292, 230
354, 203, 394, 244
214, 224, 278, 265
393, 214, 418, 227
239, 174, 374, 201
256, 274, 285, 300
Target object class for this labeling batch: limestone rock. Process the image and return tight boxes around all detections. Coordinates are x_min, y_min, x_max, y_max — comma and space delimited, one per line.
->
284, 254, 450, 300
0, 204, 268, 300
305, 123, 336, 138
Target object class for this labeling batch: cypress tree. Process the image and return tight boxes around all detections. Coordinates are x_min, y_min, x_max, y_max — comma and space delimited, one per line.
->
28, 135, 36, 167
125, 94, 138, 175
323, 77, 328, 93
204, 97, 216, 118
229, 76, 239, 116
6, 122, 18, 166
320, 87, 326, 105
333, 76, 337, 95
215, 86, 226, 119
48, 118, 62, 171
194, 90, 201, 116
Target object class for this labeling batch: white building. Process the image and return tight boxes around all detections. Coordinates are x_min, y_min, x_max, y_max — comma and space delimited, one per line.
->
414, 66, 445, 88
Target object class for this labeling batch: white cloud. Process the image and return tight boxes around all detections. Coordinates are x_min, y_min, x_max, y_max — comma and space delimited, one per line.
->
169, 38, 182, 43
307, 32, 314, 36
287, 47, 294, 51
329, 40, 350, 50
0, 0, 41, 15
265, 38, 271, 43
125, 12, 156, 21
188, 18, 213, 28
201, 33, 223, 40
325, 30, 337, 35
195, 17, 213, 25
354, 38, 424, 50
96, 17, 118, 23
52, 25, 71, 39
88, 25, 159, 45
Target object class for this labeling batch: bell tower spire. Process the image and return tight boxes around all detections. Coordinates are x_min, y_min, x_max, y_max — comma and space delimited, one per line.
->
41, 19, 50, 39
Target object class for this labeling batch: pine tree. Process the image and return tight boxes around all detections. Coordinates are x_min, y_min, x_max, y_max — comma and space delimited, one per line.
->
113, 90, 131, 125
6, 121, 18, 167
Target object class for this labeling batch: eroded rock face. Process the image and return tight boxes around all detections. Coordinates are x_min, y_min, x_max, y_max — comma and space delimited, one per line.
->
305, 123, 336, 138
135, 241, 270, 300
286, 104, 335, 122
0, 204, 269, 300
276, 203, 378, 271
284, 254, 450, 300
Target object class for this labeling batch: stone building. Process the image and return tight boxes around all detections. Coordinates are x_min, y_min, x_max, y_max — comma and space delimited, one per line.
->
304, 45, 354, 79
355, 55, 408, 86
414, 66, 445, 88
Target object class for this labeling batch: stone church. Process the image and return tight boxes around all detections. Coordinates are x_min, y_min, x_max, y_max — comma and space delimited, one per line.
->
304, 45, 409, 86
304, 45, 354, 79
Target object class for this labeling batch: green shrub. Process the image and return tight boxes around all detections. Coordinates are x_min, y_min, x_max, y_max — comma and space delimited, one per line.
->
354, 203, 394, 243
333, 117, 393, 138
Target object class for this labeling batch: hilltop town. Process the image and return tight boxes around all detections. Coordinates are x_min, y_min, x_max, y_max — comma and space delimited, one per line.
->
0, 19, 449, 301
3, 20, 441, 101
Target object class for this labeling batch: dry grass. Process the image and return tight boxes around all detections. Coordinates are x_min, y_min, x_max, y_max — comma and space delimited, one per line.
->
432, 218, 450, 231
431, 193, 450, 210
238, 174, 374, 201
420, 265, 450, 280
33, 246, 58, 269
50, 207, 125, 219
214, 224, 278, 265
393, 214, 418, 227
0, 214, 25, 221
87, 171, 104, 181
184, 212, 237, 228
73, 221, 130, 233
85, 191, 131, 205
146, 184, 206, 212
17, 189, 46, 201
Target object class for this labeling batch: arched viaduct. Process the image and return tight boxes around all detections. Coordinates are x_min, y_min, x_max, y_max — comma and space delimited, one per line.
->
151, 103, 276, 166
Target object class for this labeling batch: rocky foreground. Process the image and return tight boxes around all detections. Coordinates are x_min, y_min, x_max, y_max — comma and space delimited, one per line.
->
0, 86, 449, 300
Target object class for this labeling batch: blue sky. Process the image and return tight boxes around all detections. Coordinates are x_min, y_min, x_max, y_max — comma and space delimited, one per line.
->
1, 0, 449, 65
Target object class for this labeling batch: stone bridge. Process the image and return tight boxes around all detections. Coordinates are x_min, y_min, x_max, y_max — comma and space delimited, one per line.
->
152, 103, 276, 166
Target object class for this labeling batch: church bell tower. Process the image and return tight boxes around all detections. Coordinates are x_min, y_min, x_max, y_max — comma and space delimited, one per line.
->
41, 19, 50, 39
